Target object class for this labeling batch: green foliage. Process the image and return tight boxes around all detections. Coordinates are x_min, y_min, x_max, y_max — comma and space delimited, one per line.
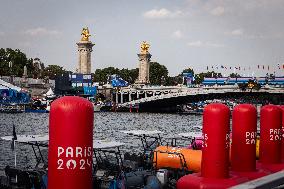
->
119, 68, 139, 84
229, 73, 241, 78
93, 67, 138, 84
194, 71, 223, 84
149, 62, 169, 85
0, 48, 34, 77
43, 65, 67, 79
182, 67, 194, 75
165, 76, 183, 86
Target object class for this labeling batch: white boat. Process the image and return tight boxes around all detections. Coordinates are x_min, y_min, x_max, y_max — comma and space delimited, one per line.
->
93, 101, 104, 112
93, 104, 102, 112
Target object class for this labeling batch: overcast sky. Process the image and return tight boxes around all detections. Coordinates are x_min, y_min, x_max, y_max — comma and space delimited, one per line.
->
1, 0, 284, 77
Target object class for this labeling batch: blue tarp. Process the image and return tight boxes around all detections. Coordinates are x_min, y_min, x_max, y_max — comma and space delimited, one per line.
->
83, 86, 97, 95
183, 72, 195, 86
0, 88, 30, 104
111, 75, 128, 87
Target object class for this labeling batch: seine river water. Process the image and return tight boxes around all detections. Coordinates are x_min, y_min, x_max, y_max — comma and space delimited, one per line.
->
0, 112, 202, 170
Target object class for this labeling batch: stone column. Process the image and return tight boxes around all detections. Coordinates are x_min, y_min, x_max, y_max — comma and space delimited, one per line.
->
120, 92, 123, 104
116, 92, 118, 104
77, 41, 94, 74
129, 92, 132, 102
136, 53, 151, 84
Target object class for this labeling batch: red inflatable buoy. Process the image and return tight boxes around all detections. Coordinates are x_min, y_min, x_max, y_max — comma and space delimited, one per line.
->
177, 104, 247, 189
231, 104, 257, 172
259, 105, 282, 164
257, 105, 284, 172
231, 104, 267, 179
48, 96, 94, 189
201, 103, 231, 179
279, 105, 284, 161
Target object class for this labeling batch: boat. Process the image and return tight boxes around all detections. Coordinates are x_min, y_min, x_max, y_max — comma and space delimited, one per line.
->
120, 130, 198, 188
0, 104, 25, 113
93, 139, 161, 189
0, 134, 49, 189
0, 132, 163, 189
93, 103, 102, 112
25, 109, 48, 113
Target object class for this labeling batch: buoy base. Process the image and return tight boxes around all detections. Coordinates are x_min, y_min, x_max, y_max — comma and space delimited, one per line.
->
257, 161, 284, 173
230, 169, 269, 180
177, 173, 248, 189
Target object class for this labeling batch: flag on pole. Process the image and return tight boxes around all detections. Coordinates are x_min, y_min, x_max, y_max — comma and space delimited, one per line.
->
11, 125, 17, 151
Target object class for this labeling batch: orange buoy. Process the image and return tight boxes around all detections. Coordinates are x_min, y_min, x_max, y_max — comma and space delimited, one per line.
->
153, 146, 202, 172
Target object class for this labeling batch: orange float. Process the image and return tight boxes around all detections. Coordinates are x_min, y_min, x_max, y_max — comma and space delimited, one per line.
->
154, 138, 260, 173
153, 146, 202, 172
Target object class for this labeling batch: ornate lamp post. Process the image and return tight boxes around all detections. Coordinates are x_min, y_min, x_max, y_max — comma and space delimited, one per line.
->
9, 61, 13, 84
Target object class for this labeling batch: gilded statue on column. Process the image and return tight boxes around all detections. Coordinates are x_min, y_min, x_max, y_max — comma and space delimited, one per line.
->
140, 41, 150, 54
81, 27, 91, 41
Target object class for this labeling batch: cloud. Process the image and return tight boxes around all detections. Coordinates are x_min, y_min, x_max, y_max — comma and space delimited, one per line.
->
18, 41, 32, 47
210, 6, 225, 16
187, 40, 225, 48
24, 27, 61, 36
143, 8, 182, 19
0, 31, 4, 36
172, 30, 183, 39
225, 28, 244, 36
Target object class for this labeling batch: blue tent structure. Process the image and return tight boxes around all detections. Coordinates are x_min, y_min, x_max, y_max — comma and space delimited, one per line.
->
0, 79, 30, 104
110, 75, 129, 87
83, 86, 97, 96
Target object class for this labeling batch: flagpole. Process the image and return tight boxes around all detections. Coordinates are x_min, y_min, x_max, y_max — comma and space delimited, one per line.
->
14, 140, 17, 183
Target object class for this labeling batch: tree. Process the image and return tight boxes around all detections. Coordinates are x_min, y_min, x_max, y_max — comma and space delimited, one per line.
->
149, 62, 168, 85
0, 48, 34, 77
43, 65, 67, 79
229, 73, 241, 78
194, 71, 223, 84
119, 68, 138, 84
182, 67, 194, 75
93, 67, 120, 83
165, 76, 183, 86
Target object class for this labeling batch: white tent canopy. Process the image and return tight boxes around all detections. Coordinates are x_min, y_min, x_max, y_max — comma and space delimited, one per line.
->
1, 135, 125, 149
178, 132, 203, 139
93, 140, 125, 149
45, 88, 55, 97
120, 130, 163, 136
0, 79, 22, 92
1, 134, 49, 143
